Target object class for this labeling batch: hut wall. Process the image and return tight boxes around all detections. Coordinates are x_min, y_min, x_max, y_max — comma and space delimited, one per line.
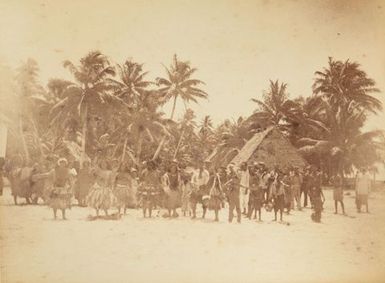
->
248, 129, 306, 171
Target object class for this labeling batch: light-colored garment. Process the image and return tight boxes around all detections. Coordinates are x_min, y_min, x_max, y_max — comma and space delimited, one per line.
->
239, 169, 250, 212
356, 172, 371, 195
239, 169, 250, 189
191, 169, 210, 188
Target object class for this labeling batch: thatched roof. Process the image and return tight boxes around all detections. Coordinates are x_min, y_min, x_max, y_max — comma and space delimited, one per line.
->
230, 126, 307, 171
231, 127, 274, 166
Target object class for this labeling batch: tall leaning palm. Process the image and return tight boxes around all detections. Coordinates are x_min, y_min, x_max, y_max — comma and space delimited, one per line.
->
153, 54, 207, 159
50, 51, 122, 159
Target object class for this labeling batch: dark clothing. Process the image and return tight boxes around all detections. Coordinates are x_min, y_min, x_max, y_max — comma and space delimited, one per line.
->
309, 178, 323, 222
227, 172, 241, 223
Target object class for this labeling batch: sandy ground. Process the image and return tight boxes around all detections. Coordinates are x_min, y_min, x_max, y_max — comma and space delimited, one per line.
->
1, 186, 385, 283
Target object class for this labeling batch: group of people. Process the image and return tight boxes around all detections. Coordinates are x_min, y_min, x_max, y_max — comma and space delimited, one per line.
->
0, 155, 372, 223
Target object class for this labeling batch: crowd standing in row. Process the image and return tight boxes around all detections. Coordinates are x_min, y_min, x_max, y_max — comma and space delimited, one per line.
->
0, 156, 372, 223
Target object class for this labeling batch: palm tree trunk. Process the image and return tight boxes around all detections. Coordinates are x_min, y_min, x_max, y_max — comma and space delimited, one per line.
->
153, 96, 177, 160
19, 118, 30, 163
173, 128, 185, 159
80, 105, 88, 168
170, 96, 177, 120
30, 118, 44, 159
121, 137, 128, 164
136, 131, 143, 165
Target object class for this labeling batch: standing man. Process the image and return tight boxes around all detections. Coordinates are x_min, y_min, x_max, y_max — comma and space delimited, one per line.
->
355, 168, 371, 213
290, 167, 303, 211
238, 162, 250, 215
301, 167, 310, 207
190, 161, 210, 219
227, 163, 241, 223
309, 167, 325, 223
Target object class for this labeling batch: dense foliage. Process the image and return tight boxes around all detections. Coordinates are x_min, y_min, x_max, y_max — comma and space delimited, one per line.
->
3, 53, 384, 176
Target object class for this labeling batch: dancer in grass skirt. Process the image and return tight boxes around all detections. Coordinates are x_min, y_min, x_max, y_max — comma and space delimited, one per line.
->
86, 160, 117, 217
113, 164, 132, 215
35, 158, 72, 220
139, 160, 161, 218
208, 167, 225, 222
75, 160, 94, 207
161, 160, 181, 218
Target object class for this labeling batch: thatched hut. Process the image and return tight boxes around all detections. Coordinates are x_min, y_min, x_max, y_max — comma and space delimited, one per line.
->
230, 126, 307, 171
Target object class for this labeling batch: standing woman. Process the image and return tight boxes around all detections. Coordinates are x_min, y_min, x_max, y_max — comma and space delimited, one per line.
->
75, 160, 94, 207
113, 163, 132, 215
162, 160, 181, 218
208, 167, 225, 222
140, 160, 161, 218
86, 160, 117, 217
331, 174, 345, 215
44, 158, 72, 220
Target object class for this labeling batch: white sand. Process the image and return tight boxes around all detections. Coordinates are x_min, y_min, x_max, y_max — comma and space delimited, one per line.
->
1, 187, 385, 283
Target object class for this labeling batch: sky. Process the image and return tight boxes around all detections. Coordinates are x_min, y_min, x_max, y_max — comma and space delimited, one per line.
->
0, 0, 384, 129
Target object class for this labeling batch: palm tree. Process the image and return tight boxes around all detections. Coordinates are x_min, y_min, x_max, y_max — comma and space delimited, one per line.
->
111, 60, 152, 105
209, 117, 252, 166
173, 108, 197, 159
15, 58, 47, 162
111, 90, 170, 167
50, 51, 124, 160
249, 80, 299, 133
298, 57, 384, 175
313, 57, 381, 113
298, 100, 383, 175
153, 54, 207, 159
